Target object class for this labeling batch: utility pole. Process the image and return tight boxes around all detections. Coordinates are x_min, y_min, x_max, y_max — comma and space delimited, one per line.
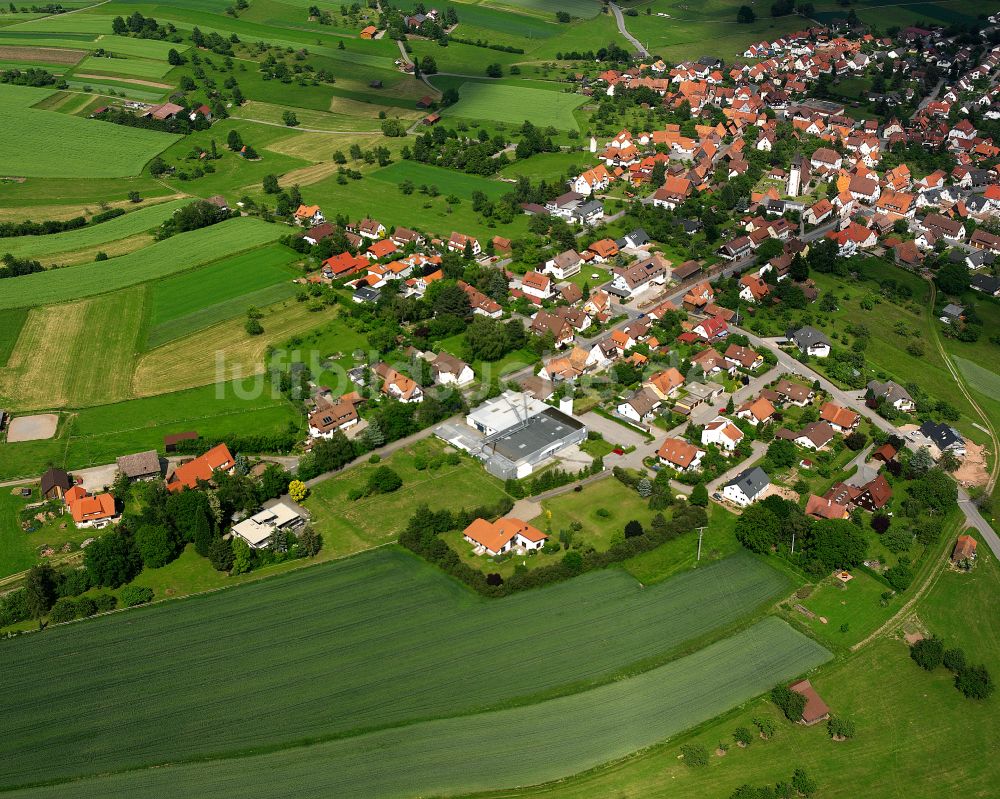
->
696, 526, 706, 561
790, 531, 795, 556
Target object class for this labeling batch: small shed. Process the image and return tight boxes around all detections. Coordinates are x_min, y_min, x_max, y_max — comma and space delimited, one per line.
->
40, 468, 72, 501
789, 679, 830, 725
422, 112, 441, 126
951, 534, 977, 564
164, 431, 199, 453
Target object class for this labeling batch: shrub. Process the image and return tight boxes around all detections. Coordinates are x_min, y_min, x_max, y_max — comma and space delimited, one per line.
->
48, 598, 78, 624
955, 664, 994, 700
884, 562, 913, 591
680, 743, 709, 767
369, 453, 381, 464
120, 585, 154, 607
871, 513, 890, 533
93, 594, 118, 613
75, 596, 97, 617
624, 519, 644, 539
365, 466, 402, 496
733, 726, 753, 746
288, 479, 308, 502
792, 768, 817, 796
910, 635, 944, 671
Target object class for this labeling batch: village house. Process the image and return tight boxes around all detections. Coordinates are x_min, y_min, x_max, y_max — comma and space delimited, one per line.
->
67, 490, 119, 529
739, 273, 770, 303
40, 467, 72, 501
431, 352, 474, 387
794, 421, 836, 451
116, 450, 162, 482
656, 437, 705, 472
867, 380, 914, 412
167, 443, 235, 493
819, 401, 860, 432
701, 416, 744, 453
529, 310, 575, 348
448, 232, 481, 255
462, 517, 548, 557
521, 270, 554, 301
458, 281, 502, 318
646, 367, 685, 400
231, 503, 305, 549
722, 466, 770, 507
308, 395, 360, 438
805, 494, 850, 520
373, 362, 423, 403
294, 204, 325, 226
787, 326, 831, 357
617, 387, 662, 423
543, 250, 583, 280
724, 344, 763, 370
735, 396, 776, 426
609, 256, 668, 299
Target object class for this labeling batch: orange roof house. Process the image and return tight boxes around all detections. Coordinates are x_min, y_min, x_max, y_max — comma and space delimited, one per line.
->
367, 239, 398, 260
819, 401, 859, 431
462, 517, 547, 556
360, 25, 378, 39
656, 437, 705, 471
68, 492, 118, 527
951, 534, 977, 564
167, 443, 235, 493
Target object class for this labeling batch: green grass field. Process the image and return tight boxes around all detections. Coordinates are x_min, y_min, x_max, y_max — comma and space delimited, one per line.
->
305, 439, 513, 556
75, 53, 172, 80
0, 549, 795, 789
2, 616, 827, 798
369, 160, 511, 199
0, 307, 27, 366
144, 243, 301, 347
0, 83, 178, 178
446, 81, 587, 130
0, 218, 285, 309
0, 378, 301, 480
0, 198, 188, 262
494, 532, 1000, 799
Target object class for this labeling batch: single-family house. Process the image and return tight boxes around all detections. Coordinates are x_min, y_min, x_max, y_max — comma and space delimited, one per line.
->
463, 517, 548, 556
308, 396, 360, 438
657, 437, 705, 472
819, 401, 860, 432
431, 352, 474, 387
702, 416, 744, 453
724, 344, 763, 370
787, 326, 831, 357
617, 387, 662, 423
795, 421, 836, 451
723, 466, 770, 507
867, 380, 914, 412
167, 443, 235, 493
543, 250, 582, 280
374, 362, 423, 403
68, 491, 118, 529
521, 270, 554, 301
294, 204, 325, 226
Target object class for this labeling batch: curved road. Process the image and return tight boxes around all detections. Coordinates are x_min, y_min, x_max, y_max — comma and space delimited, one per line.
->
609, 3, 649, 58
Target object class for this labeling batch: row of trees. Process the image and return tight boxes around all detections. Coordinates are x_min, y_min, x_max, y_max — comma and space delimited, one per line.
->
911, 636, 994, 700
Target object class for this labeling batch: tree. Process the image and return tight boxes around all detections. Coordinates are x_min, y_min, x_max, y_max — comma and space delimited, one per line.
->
365, 466, 402, 496
737, 4, 756, 22
167, 48, 184, 65
562, 550, 583, 572
227, 129, 243, 151
943, 647, 966, 673
736, 505, 779, 553
282, 110, 299, 127
624, 519, 644, 538
771, 684, 806, 721
680, 743, 709, 767
127, 190, 142, 203
230, 537, 254, 575
935, 261, 970, 295
885, 561, 913, 591
485, 62, 502, 77
910, 635, 944, 671
191, 506, 214, 558
135, 524, 176, 569
844, 431, 867, 451
767, 438, 797, 468
288, 479, 308, 502
689, 482, 708, 506
792, 768, 817, 796
808, 519, 867, 572
208, 535, 234, 571
914, 468, 957, 512
733, 726, 753, 746
245, 318, 263, 335
85, 530, 142, 588
908, 446, 934, 476
298, 525, 322, 557
23, 563, 57, 619
636, 477, 652, 498
262, 173, 280, 194
752, 716, 776, 739
827, 716, 856, 739
955, 664, 994, 699
419, 55, 437, 74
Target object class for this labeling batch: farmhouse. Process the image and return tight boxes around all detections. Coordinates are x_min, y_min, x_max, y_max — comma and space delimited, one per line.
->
723, 466, 770, 507
68, 491, 119, 529
115, 450, 162, 482
167, 443, 235, 493
231, 503, 305, 549
805, 494, 849, 520
951, 534, 977, 565
40, 467, 72, 501
462, 517, 548, 557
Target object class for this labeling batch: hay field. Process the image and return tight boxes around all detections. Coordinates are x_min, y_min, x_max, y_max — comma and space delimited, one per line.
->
133, 298, 328, 395
0, 287, 144, 410
445, 81, 587, 129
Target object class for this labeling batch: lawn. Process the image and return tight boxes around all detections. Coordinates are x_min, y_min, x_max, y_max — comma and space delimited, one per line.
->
0, 547, 802, 790
305, 439, 512, 556
144, 243, 302, 348
75, 53, 172, 80
0, 218, 285, 309
0, 175, 172, 211
369, 160, 511, 199
499, 149, 589, 183
445, 81, 588, 130
230, 99, 408, 133
492, 531, 1000, 799
0, 198, 189, 262
0, 83, 179, 178
791, 569, 892, 650
0, 378, 301, 481
271, 314, 372, 388
0, 487, 94, 580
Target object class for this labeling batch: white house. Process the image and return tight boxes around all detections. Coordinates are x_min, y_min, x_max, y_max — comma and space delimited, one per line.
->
520, 270, 553, 301
722, 466, 770, 507
701, 416, 744, 453
544, 250, 583, 280
432, 352, 474, 387
231, 503, 305, 549
787, 326, 831, 357
462, 517, 548, 556
616, 387, 661, 423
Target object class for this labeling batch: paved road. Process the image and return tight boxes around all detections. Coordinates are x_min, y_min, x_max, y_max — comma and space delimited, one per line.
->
609, 3, 649, 58
740, 329, 1000, 559
706, 441, 768, 494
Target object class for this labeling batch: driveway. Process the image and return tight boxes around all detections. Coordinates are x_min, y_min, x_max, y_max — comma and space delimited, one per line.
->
578, 411, 648, 448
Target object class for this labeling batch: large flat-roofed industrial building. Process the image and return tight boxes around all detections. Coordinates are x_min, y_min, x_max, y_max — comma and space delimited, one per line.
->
436, 391, 587, 480
480, 406, 586, 480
